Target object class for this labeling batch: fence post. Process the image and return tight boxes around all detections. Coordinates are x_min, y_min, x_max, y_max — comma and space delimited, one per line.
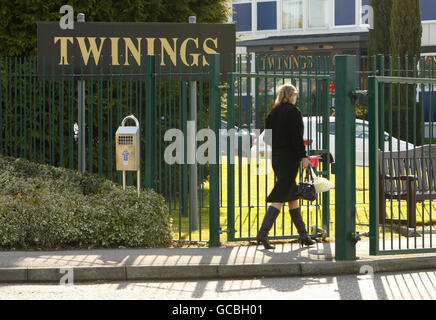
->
145, 55, 155, 189
334, 56, 356, 261
368, 76, 379, 255
77, 13, 86, 173
189, 16, 199, 231
226, 70, 235, 241
209, 54, 221, 247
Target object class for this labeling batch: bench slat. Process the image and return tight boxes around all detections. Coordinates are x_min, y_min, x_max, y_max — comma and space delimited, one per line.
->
379, 145, 436, 196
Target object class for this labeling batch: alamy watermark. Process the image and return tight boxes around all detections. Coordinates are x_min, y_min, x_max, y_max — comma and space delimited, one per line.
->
59, 5, 74, 30
59, 267, 74, 286
164, 122, 272, 175
362, 5, 374, 29
359, 265, 375, 279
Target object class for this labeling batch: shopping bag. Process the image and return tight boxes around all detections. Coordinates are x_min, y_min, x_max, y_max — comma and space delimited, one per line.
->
310, 167, 334, 193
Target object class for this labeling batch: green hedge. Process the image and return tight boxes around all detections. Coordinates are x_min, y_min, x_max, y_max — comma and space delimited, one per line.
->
0, 155, 173, 249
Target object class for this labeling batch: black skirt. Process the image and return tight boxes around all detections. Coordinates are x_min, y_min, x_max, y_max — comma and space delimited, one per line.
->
266, 148, 300, 203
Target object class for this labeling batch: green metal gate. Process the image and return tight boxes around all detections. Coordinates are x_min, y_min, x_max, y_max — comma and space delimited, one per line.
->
221, 54, 332, 244
334, 54, 436, 259
368, 75, 436, 255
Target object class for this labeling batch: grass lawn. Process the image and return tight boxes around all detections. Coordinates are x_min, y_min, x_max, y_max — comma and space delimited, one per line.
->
170, 156, 436, 243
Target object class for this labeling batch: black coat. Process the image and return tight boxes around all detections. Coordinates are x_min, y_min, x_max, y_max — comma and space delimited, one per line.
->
264, 103, 307, 203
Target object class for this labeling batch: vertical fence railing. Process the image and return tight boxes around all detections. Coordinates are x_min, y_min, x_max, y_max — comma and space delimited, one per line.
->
369, 74, 436, 255
142, 54, 215, 243
3, 53, 433, 249
224, 53, 332, 242
352, 55, 436, 244
0, 53, 333, 245
0, 54, 214, 244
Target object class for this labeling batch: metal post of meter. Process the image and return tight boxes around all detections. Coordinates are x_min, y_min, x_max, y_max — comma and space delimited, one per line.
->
137, 169, 140, 198
189, 16, 199, 231
77, 13, 86, 172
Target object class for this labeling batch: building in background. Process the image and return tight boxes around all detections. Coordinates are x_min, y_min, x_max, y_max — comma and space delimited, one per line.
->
226, 0, 436, 132
229, 0, 436, 72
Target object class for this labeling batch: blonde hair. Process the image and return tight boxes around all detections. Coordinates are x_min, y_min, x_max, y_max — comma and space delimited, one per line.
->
273, 83, 298, 108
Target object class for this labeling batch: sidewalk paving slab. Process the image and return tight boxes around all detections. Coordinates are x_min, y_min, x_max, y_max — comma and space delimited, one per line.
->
0, 240, 435, 283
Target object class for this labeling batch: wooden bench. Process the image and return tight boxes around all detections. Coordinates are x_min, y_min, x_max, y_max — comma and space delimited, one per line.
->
378, 145, 436, 227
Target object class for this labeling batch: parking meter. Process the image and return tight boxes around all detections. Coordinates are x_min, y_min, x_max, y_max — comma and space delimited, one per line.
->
116, 115, 140, 197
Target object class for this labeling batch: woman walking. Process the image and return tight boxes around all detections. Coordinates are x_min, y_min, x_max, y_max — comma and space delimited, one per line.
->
256, 83, 315, 250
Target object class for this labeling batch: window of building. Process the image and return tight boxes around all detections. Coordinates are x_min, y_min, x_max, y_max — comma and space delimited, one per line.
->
233, 3, 252, 32
421, 0, 436, 21
282, 0, 303, 29
308, 0, 329, 28
335, 0, 355, 26
257, 1, 277, 30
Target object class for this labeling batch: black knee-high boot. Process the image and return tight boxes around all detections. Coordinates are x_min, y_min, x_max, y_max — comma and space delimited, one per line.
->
256, 206, 281, 249
289, 207, 316, 247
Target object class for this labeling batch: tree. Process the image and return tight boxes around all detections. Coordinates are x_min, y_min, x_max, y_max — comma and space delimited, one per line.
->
0, 0, 231, 195
390, 0, 423, 144
0, 0, 230, 56
367, 0, 423, 145
390, 0, 422, 71
368, 0, 392, 56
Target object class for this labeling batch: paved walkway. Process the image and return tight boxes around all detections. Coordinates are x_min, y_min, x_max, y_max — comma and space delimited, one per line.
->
1, 239, 436, 283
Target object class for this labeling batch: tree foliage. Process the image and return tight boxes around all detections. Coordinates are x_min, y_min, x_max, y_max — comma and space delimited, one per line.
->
0, 0, 229, 198
0, 0, 230, 57
368, 0, 392, 56
390, 0, 422, 68
367, 0, 423, 145
390, 0, 423, 145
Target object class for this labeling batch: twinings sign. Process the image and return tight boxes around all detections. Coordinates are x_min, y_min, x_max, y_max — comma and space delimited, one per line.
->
259, 54, 335, 73
37, 22, 235, 79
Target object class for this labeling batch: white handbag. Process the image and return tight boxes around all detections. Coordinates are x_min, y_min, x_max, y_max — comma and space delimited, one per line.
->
310, 167, 334, 193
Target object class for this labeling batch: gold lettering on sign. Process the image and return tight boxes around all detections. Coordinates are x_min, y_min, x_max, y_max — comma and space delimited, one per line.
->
54, 37, 74, 65
202, 38, 218, 66
76, 37, 106, 66
268, 57, 274, 70
160, 38, 178, 66
283, 56, 290, 70
300, 56, 307, 70
146, 38, 156, 55
180, 38, 199, 66
110, 38, 120, 66
293, 56, 299, 70
53, 36, 224, 68
124, 38, 142, 65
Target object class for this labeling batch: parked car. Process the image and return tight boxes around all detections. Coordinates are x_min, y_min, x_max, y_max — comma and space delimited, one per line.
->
250, 117, 415, 166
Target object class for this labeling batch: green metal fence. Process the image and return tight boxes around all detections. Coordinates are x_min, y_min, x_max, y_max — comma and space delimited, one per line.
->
369, 75, 436, 255
0, 54, 217, 244
334, 54, 436, 259
4, 52, 433, 253
0, 53, 334, 246
352, 55, 435, 210
332, 55, 435, 256
223, 53, 332, 243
